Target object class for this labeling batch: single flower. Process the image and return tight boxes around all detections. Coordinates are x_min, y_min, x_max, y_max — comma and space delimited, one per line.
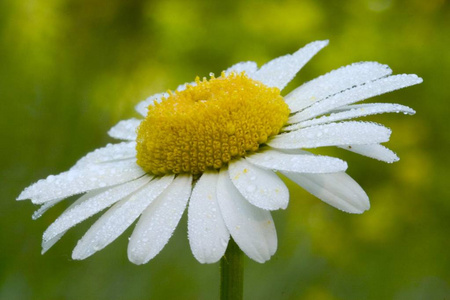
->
17, 40, 422, 264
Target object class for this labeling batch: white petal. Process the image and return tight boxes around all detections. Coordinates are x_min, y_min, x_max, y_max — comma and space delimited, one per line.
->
225, 61, 258, 77
18, 160, 145, 204
252, 40, 329, 90
128, 174, 193, 265
41, 190, 106, 253
228, 159, 289, 210
40, 189, 105, 253
42, 232, 65, 254
71, 142, 136, 170
285, 62, 392, 113
188, 171, 230, 264
71, 175, 174, 260
246, 149, 347, 173
135, 92, 169, 116
289, 74, 423, 123
32, 198, 64, 220
176, 81, 196, 92
285, 103, 415, 131
107, 118, 141, 141
217, 168, 277, 263
332, 103, 416, 115
338, 144, 399, 163
282, 171, 370, 213
42, 176, 152, 243
269, 121, 391, 149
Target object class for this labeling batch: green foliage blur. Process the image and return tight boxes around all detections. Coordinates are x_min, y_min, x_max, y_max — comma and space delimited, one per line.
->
1, 0, 449, 299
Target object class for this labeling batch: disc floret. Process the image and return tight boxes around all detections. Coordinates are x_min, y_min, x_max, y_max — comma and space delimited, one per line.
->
136, 72, 290, 175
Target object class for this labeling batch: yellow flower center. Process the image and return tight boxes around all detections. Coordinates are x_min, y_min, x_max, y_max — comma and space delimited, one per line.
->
136, 72, 290, 175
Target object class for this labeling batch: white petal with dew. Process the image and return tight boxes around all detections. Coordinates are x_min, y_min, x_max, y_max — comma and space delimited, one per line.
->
282, 171, 369, 213
228, 159, 289, 210
107, 118, 141, 141
128, 175, 193, 265
270, 121, 391, 149
188, 171, 230, 263
225, 61, 258, 77
289, 74, 423, 124
42, 232, 65, 254
71, 142, 136, 170
252, 40, 328, 90
32, 198, 64, 220
176, 81, 196, 92
217, 168, 277, 263
71, 175, 174, 260
188, 171, 230, 264
247, 149, 347, 173
338, 144, 399, 163
135, 92, 169, 116
285, 62, 392, 113
43, 175, 152, 243
285, 103, 415, 131
41, 189, 105, 253
18, 160, 145, 204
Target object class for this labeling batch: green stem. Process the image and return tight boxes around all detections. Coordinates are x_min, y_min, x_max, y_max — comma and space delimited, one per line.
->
220, 238, 244, 300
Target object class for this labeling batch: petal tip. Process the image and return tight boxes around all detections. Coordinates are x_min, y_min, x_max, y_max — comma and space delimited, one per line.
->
127, 249, 150, 265
128, 256, 146, 265
72, 242, 92, 261
313, 39, 329, 47
305, 40, 329, 52
414, 75, 424, 84
349, 195, 370, 214
17, 188, 30, 201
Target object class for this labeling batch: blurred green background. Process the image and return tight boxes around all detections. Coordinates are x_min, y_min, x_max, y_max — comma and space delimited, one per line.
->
1, 0, 449, 299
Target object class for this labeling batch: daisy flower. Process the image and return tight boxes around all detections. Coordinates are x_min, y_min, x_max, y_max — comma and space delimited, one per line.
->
17, 40, 422, 264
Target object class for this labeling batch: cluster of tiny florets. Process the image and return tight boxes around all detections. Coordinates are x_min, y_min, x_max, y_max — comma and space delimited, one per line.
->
136, 72, 290, 175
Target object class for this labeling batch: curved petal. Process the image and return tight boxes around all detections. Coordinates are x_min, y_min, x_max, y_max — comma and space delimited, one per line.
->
42, 232, 65, 254
41, 189, 106, 253
135, 92, 169, 116
338, 144, 399, 163
247, 149, 347, 173
18, 160, 145, 204
285, 103, 415, 130
217, 168, 277, 263
269, 121, 391, 150
32, 198, 64, 220
188, 171, 229, 264
282, 171, 370, 213
108, 118, 141, 141
71, 175, 174, 260
252, 40, 328, 90
71, 142, 136, 170
128, 174, 193, 265
289, 74, 423, 123
228, 159, 289, 210
176, 81, 196, 92
285, 61, 392, 113
225, 61, 258, 77
42, 175, 152, 243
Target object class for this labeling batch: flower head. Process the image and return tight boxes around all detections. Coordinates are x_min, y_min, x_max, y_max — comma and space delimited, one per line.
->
18, 40, 422, 264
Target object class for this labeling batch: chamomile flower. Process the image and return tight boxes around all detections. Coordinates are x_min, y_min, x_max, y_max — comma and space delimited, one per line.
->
17, 40, 422, 264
